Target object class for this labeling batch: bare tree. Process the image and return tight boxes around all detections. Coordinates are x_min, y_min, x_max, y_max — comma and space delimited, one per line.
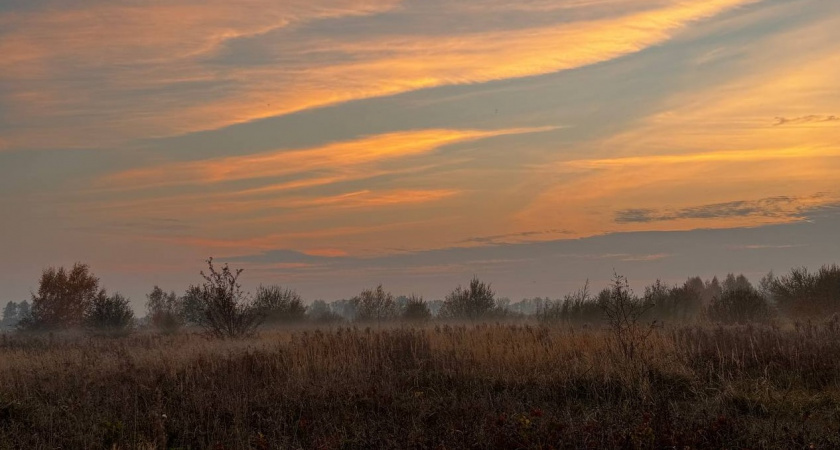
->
352, 285, 398, 323
708, 286, 774, 324
598, 274, 656, 363
193, 258, 263, 338
439, 277, 495, 320
254, 285, 306, 324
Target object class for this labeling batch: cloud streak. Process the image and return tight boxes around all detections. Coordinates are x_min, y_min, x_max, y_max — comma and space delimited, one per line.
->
614, 195, 833, 224
0, 0, 759, 148
774, 115, 839, 126
100, 127, 551, 190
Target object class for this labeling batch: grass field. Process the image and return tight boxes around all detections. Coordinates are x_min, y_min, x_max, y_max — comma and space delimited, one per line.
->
2, 320, 840, 449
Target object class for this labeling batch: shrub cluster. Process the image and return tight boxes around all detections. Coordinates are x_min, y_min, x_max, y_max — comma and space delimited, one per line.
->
768, 265, 840, 317
15, 263, 134, 334
6, 260, 840, 339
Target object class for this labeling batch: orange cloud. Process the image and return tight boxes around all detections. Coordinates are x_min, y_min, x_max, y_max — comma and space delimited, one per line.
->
0, 0, 401, 149
0, 0, 759, 148
514, 14, 840, 238
0, 1, 399, 74
154, 0, 762, 137
552, 147, 840, 171
101, 127, 551, 189
160, 189, 460, 217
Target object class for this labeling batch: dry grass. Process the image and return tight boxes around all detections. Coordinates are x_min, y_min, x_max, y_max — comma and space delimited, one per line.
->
1, 322, 840, 449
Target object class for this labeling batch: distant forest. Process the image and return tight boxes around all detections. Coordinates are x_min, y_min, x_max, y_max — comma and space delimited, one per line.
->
3, 258, 839, 338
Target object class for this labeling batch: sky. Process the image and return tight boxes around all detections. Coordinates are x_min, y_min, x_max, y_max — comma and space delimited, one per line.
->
1, 0, 839, 309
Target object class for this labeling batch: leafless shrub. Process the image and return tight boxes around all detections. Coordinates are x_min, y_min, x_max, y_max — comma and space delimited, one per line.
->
439, 277, 496, 320
537, 280, 601, 324
707, 287, 774, 324
192, 258, 263, 339
352, 285, 398, 323
598, 273, 656, 363
770, 264, 840, 317
254, 285, 306, 324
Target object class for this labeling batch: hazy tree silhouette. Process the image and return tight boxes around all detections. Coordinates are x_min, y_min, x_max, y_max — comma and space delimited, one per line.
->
439, 277, 495, 320
146, 286, 184, 333
722, 273, 753, 293
307, 300, 344, 324
537, 281, 601, 324
192, 258, 263, 338
180, 285, 205, 326
640, 279, 703, 322
769, 265, 840, 317
1, 301, 18, 328
402, 295, 432, 322
21, 263, 103, 330
708, 285, 774, 324
254, 285, 306, 324
16, 300, 30, 324
352, 285, 398, 323
598, 274, 656, 363
85, 293, 135, 335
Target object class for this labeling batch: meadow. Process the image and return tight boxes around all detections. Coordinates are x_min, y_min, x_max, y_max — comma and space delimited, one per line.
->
2, 320, 840, 449
2, 263, 839, 448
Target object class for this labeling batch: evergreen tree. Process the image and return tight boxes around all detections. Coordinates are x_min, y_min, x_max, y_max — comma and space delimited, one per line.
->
1, 301, 18, 328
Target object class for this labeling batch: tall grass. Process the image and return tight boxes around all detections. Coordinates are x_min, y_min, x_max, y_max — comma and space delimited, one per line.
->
2, 320, 840, 448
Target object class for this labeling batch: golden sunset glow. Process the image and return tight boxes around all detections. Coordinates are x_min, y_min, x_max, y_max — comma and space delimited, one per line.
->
101, 127, 553, 189
2, 0, 839, 302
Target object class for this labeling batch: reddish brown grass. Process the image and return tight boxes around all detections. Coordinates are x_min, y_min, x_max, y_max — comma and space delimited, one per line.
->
1, 322, 839, 448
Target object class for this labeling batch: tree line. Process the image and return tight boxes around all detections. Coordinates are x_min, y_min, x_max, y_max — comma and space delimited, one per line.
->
2, 258, 839, 338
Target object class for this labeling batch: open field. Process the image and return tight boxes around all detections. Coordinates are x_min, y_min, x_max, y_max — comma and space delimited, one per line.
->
2, 321, 840, 449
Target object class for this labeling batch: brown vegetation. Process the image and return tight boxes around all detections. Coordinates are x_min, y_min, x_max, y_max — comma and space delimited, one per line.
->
2, 261, 840, 447
2, 320, 840, 449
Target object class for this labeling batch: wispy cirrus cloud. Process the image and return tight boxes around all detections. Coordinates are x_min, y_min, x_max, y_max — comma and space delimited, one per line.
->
727, 244, 806, 250
99, 127, 551, 190
614, 195, 834, 224
459, 229, 572, 245
514, 9, 840, 237
774, 115, 839, 126
0, 0, 760, 149
157, 189, 461, 217
553, 146, 840, 171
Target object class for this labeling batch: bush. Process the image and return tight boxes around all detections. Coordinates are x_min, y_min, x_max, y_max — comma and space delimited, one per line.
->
707, 287, 774, 324
180, 286, 205, 326
352, 285, 398, 323
145, 286, 184, 334
192, 258, 263, 339
439, 277, 495, 320
402, 295, 432, 322
770, 265, 840, 317
84, 293, 135, 335
537, 281, 601, 325
643, 279, 703, 322
307, 300, 345, 324
21, 263, 103, 331
598, 274, 655, 362
1, 302, 18, 329
254, 285, 306, 324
